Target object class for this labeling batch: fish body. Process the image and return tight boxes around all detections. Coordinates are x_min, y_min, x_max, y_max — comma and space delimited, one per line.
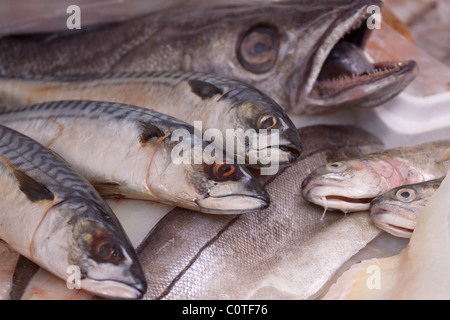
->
370, 178, 444, 238
0, 100, 269, 214
0, 71, 302, 166
0, 124, 146, 299
302, 141, 450, 212
0, 1, 417, 115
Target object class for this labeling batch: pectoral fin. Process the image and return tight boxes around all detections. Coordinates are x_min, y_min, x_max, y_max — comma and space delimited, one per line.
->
91, 181, 124, 198
188, 79, 223, 100
13, 169, 54, 202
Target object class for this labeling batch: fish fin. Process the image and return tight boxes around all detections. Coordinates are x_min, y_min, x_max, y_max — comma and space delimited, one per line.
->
139, 121, 165, 145
188, 79, 223, 100
13, 169, 54, 202
9, 255, 40, 300
91, 181, 125, 198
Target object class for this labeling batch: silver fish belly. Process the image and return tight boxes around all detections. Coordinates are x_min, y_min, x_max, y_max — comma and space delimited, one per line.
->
0, 124, 146, 299
370, 178, 444, 238
0, 71, 303, 166
0, 1, 417, 115
301, 140, 450, 213
0, 100, 269, 214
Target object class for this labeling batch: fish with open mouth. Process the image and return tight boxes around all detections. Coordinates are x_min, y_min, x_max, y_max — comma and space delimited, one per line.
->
0, 71, 302, 166
0, 124, 146, 299
0, 0, 417, 115
0, 100, 269, 214
301, 140, 450, 213
370, 177, 444, 238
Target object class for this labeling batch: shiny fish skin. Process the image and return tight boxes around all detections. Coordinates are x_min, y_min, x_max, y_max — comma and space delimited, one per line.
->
0, 0, 417, 115
0, 100, 269, 214
0, 124, 146, 299
370, 178, 444, 238
0, 71, 302, 166
301, 140, 450, 213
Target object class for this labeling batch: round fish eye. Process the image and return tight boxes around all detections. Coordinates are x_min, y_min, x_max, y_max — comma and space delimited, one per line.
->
204, 163, 239, 182
89, 235, 124, 263
396, 188, 416, 202
259, 114, 277, 130
237, 25, 279, 74
326, 162, 346, 171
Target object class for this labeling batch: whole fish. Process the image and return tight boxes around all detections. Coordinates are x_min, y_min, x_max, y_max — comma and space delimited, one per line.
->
0, 100, 269, 214
370, 178, 444, 238
137, 125, 384, 299
0, 71, 303, 166
301, 141, 450, 213
0, 124, 146, 299
0, 1, 417, 115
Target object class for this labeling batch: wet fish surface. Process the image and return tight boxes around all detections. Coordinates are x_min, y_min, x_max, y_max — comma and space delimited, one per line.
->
0, 124, 146, 299
136, 125, 384, 299
302, 140, 450, 213
0, 0, 417, 115
0, 71, 302, 166
370, 177, 444, 238
0, 100, 269, 214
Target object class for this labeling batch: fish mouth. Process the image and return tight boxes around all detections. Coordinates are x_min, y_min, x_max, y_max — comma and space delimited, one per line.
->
370, 204, 415, 238
298, 1, 418, 114
195, 192, 270, 214
81, 278, 146, 299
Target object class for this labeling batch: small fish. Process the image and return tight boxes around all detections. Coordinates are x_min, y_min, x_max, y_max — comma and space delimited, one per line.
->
0, 124, 146, 299
302, 141, 450, 213
370, 178, 444, 238
0, 100, 269, 214
0, 71, 303, 166
0, 1, 417, 115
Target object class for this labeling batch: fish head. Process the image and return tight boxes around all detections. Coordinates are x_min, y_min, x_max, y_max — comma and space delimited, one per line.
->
370, 179, 443, 238
210, 82, 303, 166
147, 133, 270, 214
301, 157, 403, 212
158, 0, 417, 115
40, 199, 147, 299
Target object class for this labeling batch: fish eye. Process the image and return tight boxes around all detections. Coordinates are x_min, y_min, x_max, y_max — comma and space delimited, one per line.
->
237, 24, 279, 74
259, 114, 277, 130
89, 235, 124, 264
204, 163, 239, 182
396, 188, 416, 202
326, 162, 346, 171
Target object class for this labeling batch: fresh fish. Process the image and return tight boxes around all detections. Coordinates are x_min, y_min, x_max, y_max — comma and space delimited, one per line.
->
0, 0, 417, 115
301, 141, 450, 213
136, 125, 384, 299
370, 178, 444, 238
0, 71, 303, 166
0, 100, 269, 214
323, 172, 450, 299
0, 124, 146, 299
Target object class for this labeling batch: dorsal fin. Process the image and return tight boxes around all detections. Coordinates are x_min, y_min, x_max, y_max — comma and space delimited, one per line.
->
188, 79, 223, 100
13, 169, 54, 202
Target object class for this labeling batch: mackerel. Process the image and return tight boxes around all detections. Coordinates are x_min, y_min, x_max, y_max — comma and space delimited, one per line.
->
0, 100, 269, 214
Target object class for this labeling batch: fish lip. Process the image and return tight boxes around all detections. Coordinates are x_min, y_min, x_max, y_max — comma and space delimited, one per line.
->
293, 0, 416, 114
81, 278, 147, 299
195, 192, 270, 214
370, 204, 415, 237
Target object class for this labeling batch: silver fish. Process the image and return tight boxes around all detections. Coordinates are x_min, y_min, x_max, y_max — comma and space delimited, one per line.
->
0, 124, 146, 299
137, 125, 384, 299
0, 100, 269, 214
370, 178, 444, 238
0, 71, 303, 166
301, 140, 450, 213
0, 1, 417, 115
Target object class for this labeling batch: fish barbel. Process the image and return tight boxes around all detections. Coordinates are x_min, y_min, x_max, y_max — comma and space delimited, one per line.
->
370, 178, 444, 238
301, 141, 450, 213
0, 71, 303, 166
0, 0, 417, 115
0, 100, 269, 214
0, 124, 146, 299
